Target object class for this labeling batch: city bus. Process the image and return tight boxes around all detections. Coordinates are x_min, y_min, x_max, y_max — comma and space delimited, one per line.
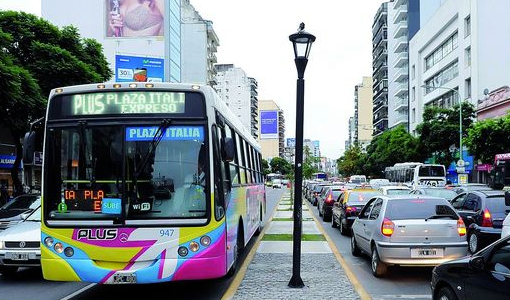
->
312, 172, 327, 181
384, 162, 446, 188
31, 82, 266, 284
490, 153, 510, 189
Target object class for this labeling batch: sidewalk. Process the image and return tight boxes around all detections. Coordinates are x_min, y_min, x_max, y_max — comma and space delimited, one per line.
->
226, 190, 366, 300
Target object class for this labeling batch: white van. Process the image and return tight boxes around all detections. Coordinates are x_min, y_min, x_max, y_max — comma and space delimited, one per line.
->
349, 175, 367, 184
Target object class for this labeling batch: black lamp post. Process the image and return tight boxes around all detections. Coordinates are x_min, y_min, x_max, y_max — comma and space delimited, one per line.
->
288, 22, 315, 288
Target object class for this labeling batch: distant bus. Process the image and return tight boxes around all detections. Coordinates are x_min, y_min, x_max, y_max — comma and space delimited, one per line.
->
490, 153, 510, 189
33, 82, 266, 284
312, 172, 327, 180
265, 173, 283, 186
385, 162, 446, 188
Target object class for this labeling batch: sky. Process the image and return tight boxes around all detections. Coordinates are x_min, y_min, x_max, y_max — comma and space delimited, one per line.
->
0, 0, 385, 159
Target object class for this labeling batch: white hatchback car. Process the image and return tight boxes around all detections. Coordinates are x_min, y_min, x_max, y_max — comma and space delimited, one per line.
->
501, 192, 510, 238
0, 207, 41, 277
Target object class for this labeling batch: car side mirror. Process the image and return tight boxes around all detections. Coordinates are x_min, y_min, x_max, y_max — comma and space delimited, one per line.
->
334, 202, 339, 207
470, 256, 485, 270
221, 137, 235, 162
505, 191, 510, 206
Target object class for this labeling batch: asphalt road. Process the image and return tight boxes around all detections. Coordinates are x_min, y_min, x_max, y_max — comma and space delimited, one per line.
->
0, 188, 283, 300
306, 196, 433, 300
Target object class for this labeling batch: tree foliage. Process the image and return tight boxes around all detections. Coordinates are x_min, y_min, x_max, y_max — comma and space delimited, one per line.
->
0, 11, 112, 195
303, 146, 320, 179
261, 158, 271, 175
465, 114, 510, 163
270, 157, 292, 175
337, 144, 366, 177
416, 102, 475, 167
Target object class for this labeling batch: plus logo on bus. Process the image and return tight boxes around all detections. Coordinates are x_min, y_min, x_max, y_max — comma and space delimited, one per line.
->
76, 229, 118, 241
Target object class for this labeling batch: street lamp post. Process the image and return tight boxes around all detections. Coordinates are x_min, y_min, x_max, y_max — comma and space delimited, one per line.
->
420, 85, 465, 175
288, 23, 315, 288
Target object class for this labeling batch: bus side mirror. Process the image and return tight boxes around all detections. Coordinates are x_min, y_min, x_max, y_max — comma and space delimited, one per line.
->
505, 191, 510, 206
221, 137, 235, 162
23, 131, 36, 164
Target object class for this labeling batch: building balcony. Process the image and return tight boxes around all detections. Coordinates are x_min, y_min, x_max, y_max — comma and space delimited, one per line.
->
393, 20, 408, 39
373, 62, 387, 76
394, 112, 409, 125
393, 51, 408, 68
394, 82, 409, 98
393, 4, 408, 24
393, 35, 408, 53
393, 0, 407, 10
393, 96, 408, 110
393, 67, 409, 82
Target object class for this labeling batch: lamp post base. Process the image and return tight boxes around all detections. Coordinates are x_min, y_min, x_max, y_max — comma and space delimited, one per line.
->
288, 275, 305, 288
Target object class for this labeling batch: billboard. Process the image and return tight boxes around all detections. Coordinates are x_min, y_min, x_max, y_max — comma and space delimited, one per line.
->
287, 138, 296, 147
106, 0, 165, 38
313, 140, 320, 148
115, 54, 164, 82
260, 110, 278, 139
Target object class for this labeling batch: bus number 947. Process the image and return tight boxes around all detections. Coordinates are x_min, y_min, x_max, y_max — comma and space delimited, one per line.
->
160, 229, 174, 237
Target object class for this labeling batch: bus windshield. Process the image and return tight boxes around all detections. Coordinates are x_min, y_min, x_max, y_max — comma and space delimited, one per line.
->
44, 123, 208, 223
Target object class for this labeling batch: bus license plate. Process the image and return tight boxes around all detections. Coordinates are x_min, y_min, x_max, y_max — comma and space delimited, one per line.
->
113, 273, 137, 284
8, 252, 30, 261
411, 248, 443, 258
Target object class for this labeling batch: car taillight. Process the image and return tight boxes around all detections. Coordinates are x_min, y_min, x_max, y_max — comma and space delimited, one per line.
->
381, 218, 394, 237
457, 218, 466, 236
482, 209, 493, 227
326, 194, 333, 204
345, 206, 357, 214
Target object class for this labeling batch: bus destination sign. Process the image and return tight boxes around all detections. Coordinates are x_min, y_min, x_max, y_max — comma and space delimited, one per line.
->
72, 92, 185, 115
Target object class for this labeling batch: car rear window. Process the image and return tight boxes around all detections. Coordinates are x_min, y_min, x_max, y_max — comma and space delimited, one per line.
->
423, 189, 457, 200
387, 189, 411, 195
486, 197, 510, 213
331, 190, 343, 198
347, 191, 380, 204
385, 199, 455, 220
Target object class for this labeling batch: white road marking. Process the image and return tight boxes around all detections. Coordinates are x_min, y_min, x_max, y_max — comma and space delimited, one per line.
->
59, 283, 96, 300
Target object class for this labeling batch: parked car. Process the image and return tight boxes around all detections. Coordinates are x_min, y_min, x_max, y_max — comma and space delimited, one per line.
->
272, 179, 282, 189
317, 186, 344, 222
331, 189, 381, 235
351, 195, 468, 277
378, 185, 411, 196
452, 183, 492, 194
0, 206, 41, 277
410, 187, 458, 202
0, 194, 41, 231
431, 234, 510, 300
450, 190, 510, 253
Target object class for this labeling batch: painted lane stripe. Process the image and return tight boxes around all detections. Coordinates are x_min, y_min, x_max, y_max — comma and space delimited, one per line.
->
305, 200, 372, 300
59, 283, 96, 300
221, 191, 287, 300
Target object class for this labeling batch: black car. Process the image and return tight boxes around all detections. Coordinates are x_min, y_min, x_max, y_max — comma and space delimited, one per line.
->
317, 186, 343, 222
431, 234, 510, 300
450, 190, 510, 253
452, 183, 493, 195
331, 189, 381, 235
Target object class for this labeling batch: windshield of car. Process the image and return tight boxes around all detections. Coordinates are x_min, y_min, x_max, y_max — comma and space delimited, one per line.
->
1, 195, 39, 210
44, 124, 207, 221
385, 198, 455, 220
25, 206, 41, 222
422, 188, 457, 200
386, 189, 411, 195
486, 197, 510, 213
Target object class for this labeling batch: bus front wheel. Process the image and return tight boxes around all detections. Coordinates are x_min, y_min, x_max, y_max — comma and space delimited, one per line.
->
226, 225, 244, 277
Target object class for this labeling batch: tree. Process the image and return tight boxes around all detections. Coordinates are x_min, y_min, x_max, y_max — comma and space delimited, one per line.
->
465, 114, 510, 163
337, 144, 366, 177
270, 157, 291, 175
0, 11, 112, 195
416, 102, 475, 167
261, 158, 271, 176
302, 146, 320, 179
364, 125, 422, 177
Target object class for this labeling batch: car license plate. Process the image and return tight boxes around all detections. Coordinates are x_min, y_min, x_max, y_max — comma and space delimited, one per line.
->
112, 272, 137, 284
411, 248, 444, 258
8, 252, 30, 261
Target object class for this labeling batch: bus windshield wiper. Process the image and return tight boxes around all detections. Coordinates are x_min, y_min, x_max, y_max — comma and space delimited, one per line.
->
78, 121, 96, 186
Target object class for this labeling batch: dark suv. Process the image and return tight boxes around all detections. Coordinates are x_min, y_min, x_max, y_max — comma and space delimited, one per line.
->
450, 190, 510, 253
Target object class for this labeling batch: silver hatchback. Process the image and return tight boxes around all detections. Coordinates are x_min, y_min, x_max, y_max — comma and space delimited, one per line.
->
351, 195, 468, 277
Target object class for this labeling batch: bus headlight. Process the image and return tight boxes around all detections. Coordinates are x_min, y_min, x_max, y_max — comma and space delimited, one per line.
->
64, 247, 74, 257
189, 241, 199, 252
200, 236, 211, 247
178, 246, 188, 257
54, 243, 64, 254
44, 237, 54, 248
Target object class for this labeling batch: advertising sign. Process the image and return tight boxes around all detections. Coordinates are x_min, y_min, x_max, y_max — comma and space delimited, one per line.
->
0, 155, 15, 169
105, 0, 164, 38
287, 138, 296, 148
260, 110, 278, 139
115, 55, 164, 82
313, 140, 320, 148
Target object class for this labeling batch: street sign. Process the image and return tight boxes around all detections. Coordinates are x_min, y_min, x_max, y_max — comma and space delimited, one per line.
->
458, 174, 468, 185
456, 167, 465, 173
457, 160, 465, 167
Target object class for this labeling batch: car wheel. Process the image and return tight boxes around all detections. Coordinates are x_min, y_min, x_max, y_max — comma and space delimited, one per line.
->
435, 286, 458, 300
318, 205, 323, 217
331, 215, 337, 228
371, 246, 387, 277
0, 266, 18, 277
350, 234, 361, 257
340, 218, 348, 236
468, 231, 479, 254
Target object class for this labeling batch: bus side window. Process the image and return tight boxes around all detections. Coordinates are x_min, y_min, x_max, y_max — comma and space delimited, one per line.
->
212, 125, 227, 219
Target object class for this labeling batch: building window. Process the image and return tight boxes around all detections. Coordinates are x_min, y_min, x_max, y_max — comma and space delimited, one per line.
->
411, 108, 416, 123
424, 61, 459, 94
465, 78, 471, 99
425, 90, 459, 109
465, 47, 471, 67
465, 16, 471, 37
412, 65, 415, 80
425, 32, 458, 71
412, 87, 416, 102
